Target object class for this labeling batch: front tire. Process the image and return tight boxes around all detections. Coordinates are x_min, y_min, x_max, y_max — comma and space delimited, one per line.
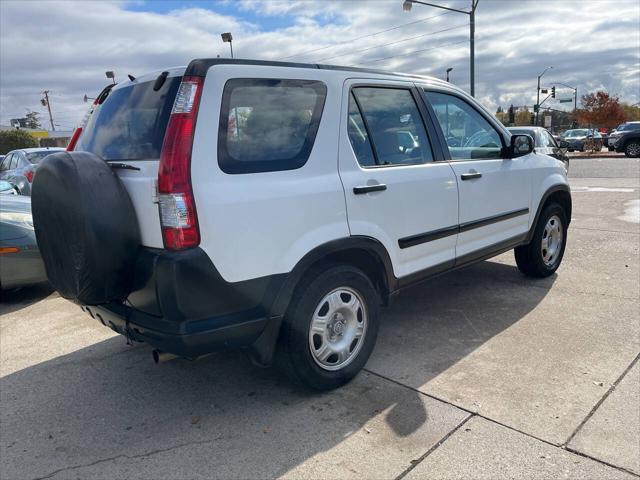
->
276, 264, 380, 391
624, 141, 640, 158
515, 203, 567, 278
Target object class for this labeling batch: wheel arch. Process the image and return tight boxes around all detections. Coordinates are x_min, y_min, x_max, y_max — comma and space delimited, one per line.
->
248, 236, 396, 367
526, 184, 572, 244
271, 236, 396, 317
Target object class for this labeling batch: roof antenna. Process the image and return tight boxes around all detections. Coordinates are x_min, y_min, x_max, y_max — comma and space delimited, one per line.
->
128, 74, 136, 81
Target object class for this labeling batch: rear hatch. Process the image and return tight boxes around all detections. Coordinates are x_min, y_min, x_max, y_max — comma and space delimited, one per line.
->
74, 68, 184, 248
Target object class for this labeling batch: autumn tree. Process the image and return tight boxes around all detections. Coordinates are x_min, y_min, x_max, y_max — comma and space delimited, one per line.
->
575, 91, 626, 129
621, 103, 640, 121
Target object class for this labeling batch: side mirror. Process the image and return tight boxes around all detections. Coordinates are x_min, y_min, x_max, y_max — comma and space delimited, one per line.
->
559, 140, 569, 148
509, 134, 534, 158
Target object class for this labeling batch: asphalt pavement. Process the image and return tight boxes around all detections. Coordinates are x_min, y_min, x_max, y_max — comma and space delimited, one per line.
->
1, 156, 639, 480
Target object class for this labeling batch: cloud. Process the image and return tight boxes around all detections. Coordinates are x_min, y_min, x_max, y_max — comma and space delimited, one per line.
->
1, 0, 638, 130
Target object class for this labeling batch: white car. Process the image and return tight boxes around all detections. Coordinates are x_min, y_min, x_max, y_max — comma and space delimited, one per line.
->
31, 59, 571, 390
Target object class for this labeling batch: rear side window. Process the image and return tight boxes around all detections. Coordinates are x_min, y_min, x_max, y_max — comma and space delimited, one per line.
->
76, 76, 181, 161
218, 78, 327, 174
351, 87, 434, 167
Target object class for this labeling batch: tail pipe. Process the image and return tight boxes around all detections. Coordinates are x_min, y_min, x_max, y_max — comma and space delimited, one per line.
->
152, 349, 178, 364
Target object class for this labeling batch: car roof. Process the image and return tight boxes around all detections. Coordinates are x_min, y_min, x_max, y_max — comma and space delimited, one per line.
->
113, 58, 459, 96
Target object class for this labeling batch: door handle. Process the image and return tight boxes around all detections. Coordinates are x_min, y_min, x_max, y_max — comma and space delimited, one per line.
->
353, 184, 387, 194
460, 171, 482, 181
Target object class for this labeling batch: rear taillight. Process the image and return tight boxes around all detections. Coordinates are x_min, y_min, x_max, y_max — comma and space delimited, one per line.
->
157, 76, 203, 250
25, 170, 34, 183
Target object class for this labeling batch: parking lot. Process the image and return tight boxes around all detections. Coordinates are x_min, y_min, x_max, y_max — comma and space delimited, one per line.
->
1, 156, 638, 480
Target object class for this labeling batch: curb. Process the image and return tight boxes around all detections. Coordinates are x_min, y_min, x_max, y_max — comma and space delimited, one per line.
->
567, 153, 627, 159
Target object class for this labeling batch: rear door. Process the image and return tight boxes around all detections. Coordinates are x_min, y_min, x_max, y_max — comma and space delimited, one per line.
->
339, 79, 459, 281
74, 69, 184, 248
422, 89, 531, 260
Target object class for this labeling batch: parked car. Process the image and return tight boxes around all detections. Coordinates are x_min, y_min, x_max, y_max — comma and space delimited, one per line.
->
507, 126, 569, 170
0, 195, 47, 290
31, 59, 571, 390
608, 122, 640, 157
561, 129, 603, 152
0, 180, 18, 195
0, 147, 65, 195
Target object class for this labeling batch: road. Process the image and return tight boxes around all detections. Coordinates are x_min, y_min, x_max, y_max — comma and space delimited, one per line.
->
1, 157, 639, 480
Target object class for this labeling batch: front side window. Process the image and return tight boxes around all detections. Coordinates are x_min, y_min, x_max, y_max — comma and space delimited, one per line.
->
218, 78, 327, 174
351, 87, 433, 166
425, 91, 503, 160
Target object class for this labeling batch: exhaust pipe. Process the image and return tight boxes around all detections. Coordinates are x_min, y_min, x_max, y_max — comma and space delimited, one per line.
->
152, 349, 178, 364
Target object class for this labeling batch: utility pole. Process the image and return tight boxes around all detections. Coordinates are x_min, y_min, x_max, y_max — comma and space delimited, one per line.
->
41, 90, 55, 131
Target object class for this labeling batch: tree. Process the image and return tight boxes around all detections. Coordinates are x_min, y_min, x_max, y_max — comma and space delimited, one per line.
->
0, 130, 38, 154
621, 103, 640, 122
515, 107, 532, 126
575, 91, 626, 129
24, 111, 42, 129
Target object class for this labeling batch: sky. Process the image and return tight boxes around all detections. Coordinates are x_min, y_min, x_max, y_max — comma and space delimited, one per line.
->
1, 0, 639, 130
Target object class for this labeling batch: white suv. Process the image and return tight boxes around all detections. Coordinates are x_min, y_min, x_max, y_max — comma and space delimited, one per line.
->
32, 59, 571, 390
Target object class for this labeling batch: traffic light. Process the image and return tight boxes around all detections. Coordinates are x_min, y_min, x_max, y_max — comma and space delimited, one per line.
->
551, 86, 556, 98
508, 104, 515, 124
534, 104, 539, 113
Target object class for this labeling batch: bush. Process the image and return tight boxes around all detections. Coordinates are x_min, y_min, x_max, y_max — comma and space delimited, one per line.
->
0, 130, 38, 154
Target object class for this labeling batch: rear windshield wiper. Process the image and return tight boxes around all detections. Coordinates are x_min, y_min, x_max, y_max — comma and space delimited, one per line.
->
108, 162, 140, 171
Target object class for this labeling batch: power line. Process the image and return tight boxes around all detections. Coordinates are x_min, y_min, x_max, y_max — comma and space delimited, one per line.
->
316, 24, 467, 63
357, 39, 467, 65
278, 11, 452, 60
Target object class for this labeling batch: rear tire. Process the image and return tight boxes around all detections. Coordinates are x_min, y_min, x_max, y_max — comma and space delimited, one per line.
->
515, 203, 567, 278
624, 141, 640, 158
276, 264, 380, 391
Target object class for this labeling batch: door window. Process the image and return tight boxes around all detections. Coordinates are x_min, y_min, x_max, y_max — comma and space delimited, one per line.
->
347, 93, 376, 167
425, 91, 503, 160
351, 87, 433, 166
10, 155, 19, 169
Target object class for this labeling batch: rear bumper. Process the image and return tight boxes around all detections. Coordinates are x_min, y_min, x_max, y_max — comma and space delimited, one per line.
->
82, 303, 274, 357
82, 246, 286, 357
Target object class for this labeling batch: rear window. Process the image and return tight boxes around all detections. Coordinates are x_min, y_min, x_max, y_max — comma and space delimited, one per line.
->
76, 76, 181, 161
218, 78, 327, 174
26, 151, 56, 164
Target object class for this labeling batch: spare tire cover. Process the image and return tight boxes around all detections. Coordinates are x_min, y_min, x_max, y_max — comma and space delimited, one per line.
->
32, 151, 141, 305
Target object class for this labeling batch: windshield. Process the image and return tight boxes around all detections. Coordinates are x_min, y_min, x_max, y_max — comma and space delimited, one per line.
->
26, 151, 57, 164
75, 76, 181, 161
564, 129, 588, 138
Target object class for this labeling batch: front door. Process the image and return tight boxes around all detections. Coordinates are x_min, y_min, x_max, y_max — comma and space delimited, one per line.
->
423, 90, 532, 260
339, 80, 459, 282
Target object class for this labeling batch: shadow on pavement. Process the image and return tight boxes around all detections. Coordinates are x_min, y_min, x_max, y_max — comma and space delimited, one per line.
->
0, 282, 54, 315
0, 260, 554, 479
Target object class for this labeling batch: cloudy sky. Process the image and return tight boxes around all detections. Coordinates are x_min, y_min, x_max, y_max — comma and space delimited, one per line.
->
1, 0, 639, 130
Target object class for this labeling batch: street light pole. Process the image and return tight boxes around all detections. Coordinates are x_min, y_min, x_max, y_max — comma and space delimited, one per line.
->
403, 0, 479, 97
221, 32, 234, 58
535, 66, 552, 125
